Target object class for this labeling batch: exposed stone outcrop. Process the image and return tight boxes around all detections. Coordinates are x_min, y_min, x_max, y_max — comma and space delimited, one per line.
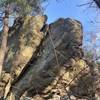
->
5, 15, 46, 78
7, 17, 83, 99
0, 15, 99, 100
0, 15, 47, 99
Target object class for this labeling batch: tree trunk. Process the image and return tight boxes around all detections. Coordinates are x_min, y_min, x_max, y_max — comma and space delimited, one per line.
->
0, 8, 9, 76
94, 0, 100, 8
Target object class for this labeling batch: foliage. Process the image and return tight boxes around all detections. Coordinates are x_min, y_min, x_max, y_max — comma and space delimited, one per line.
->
84, 50, 94, 60
0, 0, 48, 16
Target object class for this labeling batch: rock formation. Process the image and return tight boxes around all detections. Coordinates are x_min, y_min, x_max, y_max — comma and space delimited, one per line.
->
0, 15, 100, 100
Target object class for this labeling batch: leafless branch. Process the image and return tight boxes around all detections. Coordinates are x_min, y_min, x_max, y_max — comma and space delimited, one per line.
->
77, 1, 94, 7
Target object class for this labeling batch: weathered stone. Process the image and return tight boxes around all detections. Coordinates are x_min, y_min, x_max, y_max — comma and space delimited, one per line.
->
4, 15, 46, 80
0, 15, 47, 99
1, 16, 96, 100
7, 18, 83, 99
0, 72, 11, 98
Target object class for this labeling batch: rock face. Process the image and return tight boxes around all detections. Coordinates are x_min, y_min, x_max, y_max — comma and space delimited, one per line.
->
4, 15, 46, 79
7, 17, 83, 99
0, 16, 98, 100
0, 15, 46, 98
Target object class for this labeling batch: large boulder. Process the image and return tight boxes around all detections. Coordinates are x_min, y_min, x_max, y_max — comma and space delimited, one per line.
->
4, 15, 46, 79
0, 15, 47, 98
6, 17, 84, 99
1, 16, 97, 100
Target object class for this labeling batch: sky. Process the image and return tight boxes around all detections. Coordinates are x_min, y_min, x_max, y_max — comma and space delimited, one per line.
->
44, 0, 100, 32
44, 0, 100, 57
